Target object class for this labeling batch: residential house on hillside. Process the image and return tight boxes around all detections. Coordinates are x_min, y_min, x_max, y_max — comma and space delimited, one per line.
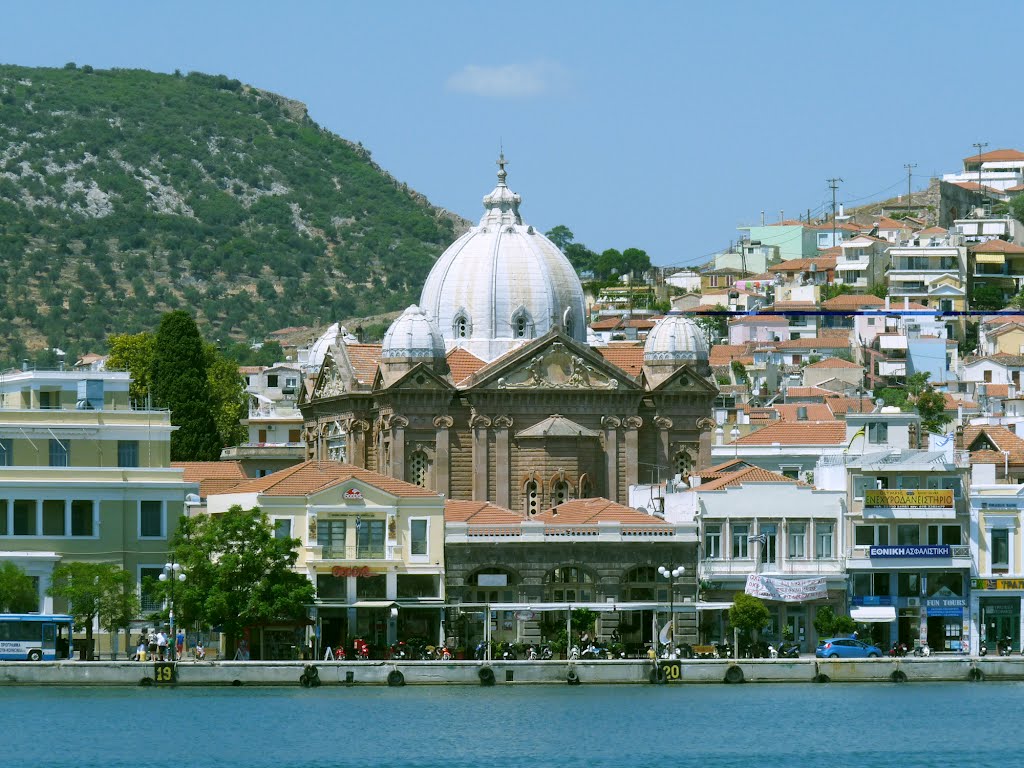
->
710, 420, 848, 480
873, 216, 915, 244
961, 354, 1024, 389
835, 235, 890, 292
963, 425, 1024, 484
822, 293, 885, 336
815, 221, 865, 249
222, 362, 306, 477
954, 214, 1024, 245
700, 267, 745, 292
802, 357, 863, 392
943, 148, 1024, 192
0, 369, 194, 640
969, 240, 1024, 306
768, 256, 836, 293
698, 289, 766, 313
737, 221, 819, 262
713, 241, 781, 275
886, 233, 967, 313
727, 315, 788, 344
978, 313, 1024, 357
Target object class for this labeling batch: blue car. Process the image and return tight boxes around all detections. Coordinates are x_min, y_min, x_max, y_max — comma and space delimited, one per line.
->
815, 637, 883, 659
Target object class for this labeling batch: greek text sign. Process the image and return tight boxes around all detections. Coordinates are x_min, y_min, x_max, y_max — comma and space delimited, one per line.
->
868, 545, 951, 558
864, 489, 953, 508
744, 574, 827, 602
331, 566, 374, 578
973, 578, 1024, 590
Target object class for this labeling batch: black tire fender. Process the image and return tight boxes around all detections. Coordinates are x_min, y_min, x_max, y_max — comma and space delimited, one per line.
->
566, 669, 580, 685
890, 669, 907, 683
724, 665, 744, 684
968, 667, 984, 682
813, 673, 830, 684
387, 669, 405, 687
478, 666, 495, 686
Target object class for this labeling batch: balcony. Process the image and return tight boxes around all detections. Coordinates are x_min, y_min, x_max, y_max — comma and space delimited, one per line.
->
846, 544, 972, 570
701, 557, 844, 577
307, 544, 398, 561
877, 360, 907, 377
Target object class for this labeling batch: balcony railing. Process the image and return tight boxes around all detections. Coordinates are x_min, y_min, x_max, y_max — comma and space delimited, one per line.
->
313, 544, 396, 560
701, 557, 844, 575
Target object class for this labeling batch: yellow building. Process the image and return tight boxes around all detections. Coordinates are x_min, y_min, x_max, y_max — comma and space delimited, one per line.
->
0, 369, 194, 651
207, 461, 446, 655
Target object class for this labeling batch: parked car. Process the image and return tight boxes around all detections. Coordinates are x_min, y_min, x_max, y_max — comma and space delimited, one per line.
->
815, 637, 883, 659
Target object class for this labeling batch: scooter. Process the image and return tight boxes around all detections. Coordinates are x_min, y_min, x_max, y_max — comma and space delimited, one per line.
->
539, 645, 553, 660
913, 642, 931, 657
777, 642, 800, 659
473, 641, 487, 661
581, 643, 607, 660
979, 639, 988, 656
499, 642, 517, 661
526, 645, 538, 661
568, 644, 580, 660
998, 636, 1014, 656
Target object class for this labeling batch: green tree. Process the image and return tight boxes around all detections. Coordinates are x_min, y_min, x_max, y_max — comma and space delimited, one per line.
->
107, 332, 157, 405
731, 360, 749, 385
621, 247, 652, 277
595, 248, 624, 280
729, 592, 770, 640
98, 568, 141, 659
821, 284, 853, 302
1010, 194, 1024, 224
150, 311, 224, 461
695, 305, 728, 345
545, 224, 574, 252
47, 562, 127, 659
0, 561, 39, 613
971, 283, 1008, 311
916, 388, 952, 435
204, 342, 247, 447
906, 371, 931, 398
171, 505, 315, 655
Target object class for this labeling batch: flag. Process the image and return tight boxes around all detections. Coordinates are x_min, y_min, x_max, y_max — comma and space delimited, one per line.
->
659, 619, 673, 646
845, 427, 866, 452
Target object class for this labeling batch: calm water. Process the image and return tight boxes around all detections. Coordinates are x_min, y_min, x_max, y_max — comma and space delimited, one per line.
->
3, 682, 1022, 768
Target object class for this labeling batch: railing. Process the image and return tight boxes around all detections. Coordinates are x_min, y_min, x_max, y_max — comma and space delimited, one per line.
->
314, 544, 396, 560
701, 558, 843, 575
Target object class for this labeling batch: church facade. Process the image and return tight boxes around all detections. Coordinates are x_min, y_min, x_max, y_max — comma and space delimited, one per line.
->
299, 159, 718, 511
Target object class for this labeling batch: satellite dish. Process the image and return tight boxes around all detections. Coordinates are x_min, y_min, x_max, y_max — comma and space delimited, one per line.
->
185, 493, 201, 505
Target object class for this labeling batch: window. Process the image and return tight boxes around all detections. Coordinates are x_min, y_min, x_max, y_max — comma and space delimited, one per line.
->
13, 500, 35, 535
71, 500, 93, 536
788, 522, 806, 558
673, 450, 693, 479
117, 440, 139, 468
873, 573, 891, 596
899, 476, 920, 490
317, 519, 346, 558
855, 524, 888, 546
454, 313, 470, 339
397, 574, 438, 598
898, 573, 920, 597
139, 500, 163, 538
274, 519, 292, 540
0, 500, 6, 535
409, 519, 428, 557
815, 522, 834, 559
928, 525, 962, 545
867, 422, 888, 444
551, 479, 570, 507
992, 529, 1010, 569
853, 476, 874, 499
285, 377, 298, 389
511, 309, 533, 339
761, 523, 778, 564
356, 574, 387, 599
288, 429, 301, 443
140, 567, 164, 613
49, 439, 68, 467
42, 500, 65, 536
356, 519, 385, 559
0, 438, 10, 466
267, 374, 279, 387
897, 525, 919, 545
984, 370, 993, 383
408, 450, 429, 488
732, 523, 749, 559
545, 566, 594, 602
524, 479, 540, 516
705, 524, 721, 559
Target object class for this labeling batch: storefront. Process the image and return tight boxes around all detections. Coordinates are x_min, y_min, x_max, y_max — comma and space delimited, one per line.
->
972, 579, 1024, 654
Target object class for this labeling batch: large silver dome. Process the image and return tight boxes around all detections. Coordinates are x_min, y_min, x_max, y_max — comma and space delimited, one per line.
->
419, 156, 586, 362
643, 312, 709, 362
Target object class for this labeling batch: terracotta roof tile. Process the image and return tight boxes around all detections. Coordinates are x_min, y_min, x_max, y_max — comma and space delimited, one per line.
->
597, 346, 645, 377
777, 337, 850, 350
965, 426, 1024, 465
697, 459, 755, 477
915, 226, 948, 236
533, 498, 669, 525
446, 347, 486, 384
696, 466, 802, 491
943, 393, 979, 410
769, 403, 836, 421
824, 397, 872, 415
709, 344, 753, 366
964, 148, 1024, 164
171, 461, 249, 498
733, 421, 846, 445
444, 500, 525, 524
784, 386, 834, 399
805, 357, 862, 369
969, 238, 1024, 254
225, 460, 440, 498
821, 294, 885, 310
343, 344, 382, 385
984, 384, 1010, 397
768, 257, 837, 272
813, 221, 864, 232
875, 217, 910, 230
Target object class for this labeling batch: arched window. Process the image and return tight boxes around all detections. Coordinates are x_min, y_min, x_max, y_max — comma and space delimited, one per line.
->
511, 307, 533, 339
408, 450, 430, 488
551, 479, 571, 507
673, 449, 693, 480
578, 473, 592, 498
453, 311, 470, 339
544, 566, 595, 602
622, 566, 659, 600
524, 479, 541, 516
563, 307, 575, 337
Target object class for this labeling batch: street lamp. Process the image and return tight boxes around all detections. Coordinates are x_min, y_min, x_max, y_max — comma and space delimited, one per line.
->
658, 564, 685, 655
159, 560, 186, 661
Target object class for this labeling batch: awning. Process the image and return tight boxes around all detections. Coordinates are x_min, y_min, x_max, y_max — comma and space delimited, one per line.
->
976, 253, 1006, 265
351, 601, 396, 609
850, 606, 896, 623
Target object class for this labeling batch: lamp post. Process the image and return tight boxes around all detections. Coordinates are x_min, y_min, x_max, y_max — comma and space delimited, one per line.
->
658, 564, 685, 655
730, 426, 740, 458
159, 559, 186, 661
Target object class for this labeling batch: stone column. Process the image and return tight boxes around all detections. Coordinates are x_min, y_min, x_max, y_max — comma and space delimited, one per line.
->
432, 415, 453, 497
349, 419, 370, 468
654, 416, 673, 480
696, 417, 716, 471
601, 416, 621, 501
389, 415, 408, 481
470, 413, 491, 501
493, 415, 513, 509
623, 416, 643, 496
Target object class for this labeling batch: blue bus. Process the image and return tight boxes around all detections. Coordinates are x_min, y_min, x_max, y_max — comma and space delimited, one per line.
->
0, 614, 74, 660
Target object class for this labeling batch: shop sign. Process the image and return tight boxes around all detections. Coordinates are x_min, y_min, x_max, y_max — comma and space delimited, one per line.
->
864, 489, 954, 508
343, 488, 363, 500
868, 545, 951, 558
744, 574, 827, 602
332, 565, 374, 578
515, 611, 536, 621
973, 578, 1024, 590
924, 598, 967, 608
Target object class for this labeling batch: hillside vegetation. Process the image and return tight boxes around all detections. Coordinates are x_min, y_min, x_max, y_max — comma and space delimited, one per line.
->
0, 64, 466, 365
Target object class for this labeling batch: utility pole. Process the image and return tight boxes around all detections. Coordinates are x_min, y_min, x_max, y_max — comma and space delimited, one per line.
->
972, 142, 988, 197
827, 178, 843, 248
904, 163, 917, 214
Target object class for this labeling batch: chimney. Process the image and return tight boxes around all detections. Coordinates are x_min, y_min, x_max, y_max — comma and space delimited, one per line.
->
715, 427, 724, 446
761, 210, 765, 226
797, 406, 808, 421
885, 296, 890, 310
904, 297, 910, 310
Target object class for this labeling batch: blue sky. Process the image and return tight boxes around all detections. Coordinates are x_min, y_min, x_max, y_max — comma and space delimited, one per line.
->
3, 0, 1023, 266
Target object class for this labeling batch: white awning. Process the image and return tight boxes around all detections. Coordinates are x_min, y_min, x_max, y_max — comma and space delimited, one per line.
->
850, 606, 896, 623
351, 601, 396, 609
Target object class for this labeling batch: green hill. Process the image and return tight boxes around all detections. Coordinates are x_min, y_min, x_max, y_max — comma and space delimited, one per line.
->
0, 64, 467, 365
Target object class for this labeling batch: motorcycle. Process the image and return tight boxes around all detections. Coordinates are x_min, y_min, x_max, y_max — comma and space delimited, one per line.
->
998, 636, 1014, 656
714, 641, 732, 659
499, 642, 517, 661
980, 639, 988, 657
389, 641, 409, 660
568, 644, 581, 660
777, 642, 800, 659
439, 645, 453, 661
913, 642, 931, 657
525, 645, 538, 661
473, 641, 487, 661
539, 645, 553, 661
352, 638, 369, 660
889, 642, 908, 658
581, 643, 607, 660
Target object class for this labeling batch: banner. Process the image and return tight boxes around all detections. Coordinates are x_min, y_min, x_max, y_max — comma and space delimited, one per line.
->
864, 489, 953, 508
868, 545, 950, 558
744, 574, 827, 603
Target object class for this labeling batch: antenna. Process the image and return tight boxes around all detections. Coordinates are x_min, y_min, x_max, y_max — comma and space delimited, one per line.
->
826, 178, 844, 248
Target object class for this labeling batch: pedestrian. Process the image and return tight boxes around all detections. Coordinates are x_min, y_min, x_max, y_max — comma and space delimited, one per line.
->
156, 630, 168, 661
194, 640, 206, 661
175, 629, 185, 660
147, 630, 158, 661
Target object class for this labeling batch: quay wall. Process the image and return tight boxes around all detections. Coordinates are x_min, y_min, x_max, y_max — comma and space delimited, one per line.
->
0, 658, 1018, 686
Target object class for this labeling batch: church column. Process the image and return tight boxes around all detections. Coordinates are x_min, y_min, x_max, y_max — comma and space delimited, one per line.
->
623, 416, 643, 495
655, 416, 673, 480
390, 415, 408, 481
432, 416, 453, 498
470, 413, 491, 502
601, 416, 621, 502
350, 419, 369, 468
493, 416, 513, 509
696, 417, 716, 471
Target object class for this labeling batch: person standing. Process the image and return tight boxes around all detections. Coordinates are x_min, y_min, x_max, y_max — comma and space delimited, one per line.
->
175, 629, 185, 660
156, 630, 169, 661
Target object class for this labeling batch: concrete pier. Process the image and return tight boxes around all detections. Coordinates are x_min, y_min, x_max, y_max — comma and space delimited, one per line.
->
0, 657, 1016, 686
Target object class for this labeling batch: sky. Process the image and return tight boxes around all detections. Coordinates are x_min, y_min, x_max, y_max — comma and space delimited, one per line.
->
3, 0, 1024, 267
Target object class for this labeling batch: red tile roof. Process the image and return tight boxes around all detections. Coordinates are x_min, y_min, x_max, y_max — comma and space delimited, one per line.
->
915, 226, 948, 236
875, 217, 910, 230
171, 461, 249, 498
805, 357, 862, 369
824, 397, 873, 415
768, 256, 837, 272
533, 498, 670, 525
709, 344, 753, 366
343, 344, 382, 385
444, 500, 525, 524
697, 466, 802, 491
597, 346, 645, 377
733, 421, 846, 445
969, 238, 1024, 254
984, 384, 1010, 397
821, 294, 885, 310
446, 347, 486, 384
770, 403, 837, 422
784, 386, 834, 399
964, 148, 1024, 164
813, 221, 864, 232
225, 460, 440, 498
777, 337, 850, 350
965, 425, 1024, 465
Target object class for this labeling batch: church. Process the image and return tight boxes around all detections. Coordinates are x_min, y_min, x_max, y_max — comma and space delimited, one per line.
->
299, 157, 718, 512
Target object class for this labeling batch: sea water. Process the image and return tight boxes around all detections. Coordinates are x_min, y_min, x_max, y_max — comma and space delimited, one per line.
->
3, 682, 1020, 768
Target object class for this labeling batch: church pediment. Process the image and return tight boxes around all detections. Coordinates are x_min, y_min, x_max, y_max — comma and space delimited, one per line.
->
472, 335, 639, 391
374, 362, 455, 392
515, 415, 601, 439
646, 363, 720, 394
311, 354, 347, 400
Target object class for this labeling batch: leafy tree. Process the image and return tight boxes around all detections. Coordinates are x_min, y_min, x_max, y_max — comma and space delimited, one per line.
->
595, 248, 624, 280
729, 593, 770, 640
621, 247, 652, 277
150, 311, 224, 461
1010, 194, 1024, 225
0, 562, 39, 613
98, 568, 140, 659
876, 387, 909, 408
821, 284, 853, 302
204, 342, 247, 447
544, 225, 574, 252
832, 614, 857, 636
695, 305, 728, 345
971, 283, 1008, 311
48, 562, 128, 659
107, 332, 157, 405
868, 283, 888, 299
813, 605, 838, 638
916, 388, 952, 435
171, 505, 315, 655
906, 371, 931, 398
564, 242, 598, 272
731, 360, 749, 385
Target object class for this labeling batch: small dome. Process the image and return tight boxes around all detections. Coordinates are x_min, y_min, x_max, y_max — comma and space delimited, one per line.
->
643, 312, 709, 362
381, 305, 446, 362
307, 322, 340, 370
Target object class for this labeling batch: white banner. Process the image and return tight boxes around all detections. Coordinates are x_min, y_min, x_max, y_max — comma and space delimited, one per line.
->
744, 574, 827, 603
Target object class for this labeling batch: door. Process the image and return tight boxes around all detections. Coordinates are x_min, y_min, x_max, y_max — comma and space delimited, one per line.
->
786, 613, 807, 651
42, 623, 56, 659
